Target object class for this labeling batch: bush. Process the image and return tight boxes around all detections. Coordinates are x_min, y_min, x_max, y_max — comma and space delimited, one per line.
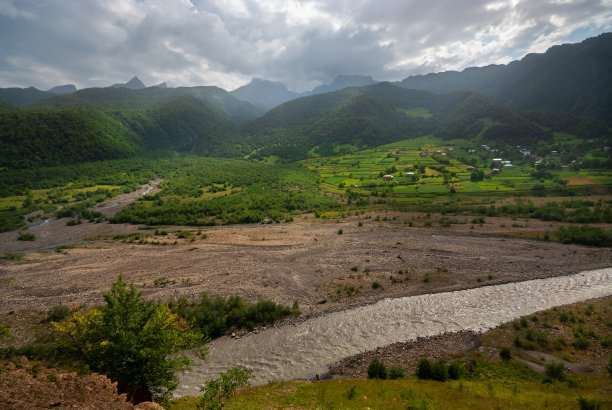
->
578, 397, 601, 410
42, 305, 70, 323
544, 360, 566, 381
416, 358, 432, 380
499, 347, 512, 361
199, 366, 253, 409
447, 361, 463, 380
367, 357, 388, 379
176, 294, 294, 338
371, 281, 381, 289
388, 365, 405, 380
52, 275, 203, 402
430, 360, 449, 382
17, 232, 35, 241
556, 225, 612, 247
573, 335, 590, 350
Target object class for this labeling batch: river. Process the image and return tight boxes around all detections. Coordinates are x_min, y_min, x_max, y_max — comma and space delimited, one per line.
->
175, 267, 612, 397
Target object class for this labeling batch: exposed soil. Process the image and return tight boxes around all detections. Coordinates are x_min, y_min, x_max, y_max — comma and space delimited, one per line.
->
0, 357, 163, 409
0, 180, 161, 254
1, 214, 611, 319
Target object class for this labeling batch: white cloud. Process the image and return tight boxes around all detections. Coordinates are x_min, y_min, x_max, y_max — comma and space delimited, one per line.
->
0, 0, 610, 91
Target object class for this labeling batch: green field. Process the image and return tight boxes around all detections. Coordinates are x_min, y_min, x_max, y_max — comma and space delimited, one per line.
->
301, 135, 609, 200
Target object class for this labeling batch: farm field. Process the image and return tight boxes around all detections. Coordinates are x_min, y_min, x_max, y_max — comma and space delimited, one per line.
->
301, 135, 611, 199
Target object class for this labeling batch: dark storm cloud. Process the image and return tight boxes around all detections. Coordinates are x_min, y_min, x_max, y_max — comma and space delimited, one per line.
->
0, 0, 610, 92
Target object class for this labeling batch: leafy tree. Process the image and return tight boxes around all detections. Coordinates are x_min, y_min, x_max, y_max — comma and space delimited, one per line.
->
53, 275, 204, 402
470, 169, 485, 182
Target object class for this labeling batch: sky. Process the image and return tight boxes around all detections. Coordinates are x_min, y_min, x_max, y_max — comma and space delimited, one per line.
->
1, 0, 611, 92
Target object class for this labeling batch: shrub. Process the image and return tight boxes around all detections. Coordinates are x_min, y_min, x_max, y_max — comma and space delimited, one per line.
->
178, 294, 293, 338
573, 335, 590, 350
416, 358, 432, 380
607, 356, 612, 377
42, 305, 70, 323
17, 232, 35, 241
337, 229, 343, 235
544, 360, 566, 381
600, 336, 612, 348
430, 360, 449, 382
367, 357, 388, 379
577, 397, 601, 410
371, 281, 381, 289
557, 225, 612, 247
388, 365, 405, 380
199, 366, 253, 409
0, 324, 11, 339
499, 347, 512, 361
447, 361, 463, 380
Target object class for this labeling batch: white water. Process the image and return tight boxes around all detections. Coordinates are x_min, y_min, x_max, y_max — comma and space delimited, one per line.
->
175, 267, 612, 397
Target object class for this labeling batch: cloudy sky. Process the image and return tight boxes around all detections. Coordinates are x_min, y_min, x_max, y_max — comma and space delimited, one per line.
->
1, 0, 611, 92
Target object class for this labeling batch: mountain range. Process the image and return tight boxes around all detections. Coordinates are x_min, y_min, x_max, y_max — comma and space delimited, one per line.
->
0, 33, 610, 169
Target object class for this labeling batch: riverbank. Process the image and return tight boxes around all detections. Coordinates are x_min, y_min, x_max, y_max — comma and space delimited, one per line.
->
1, 216, 610, 315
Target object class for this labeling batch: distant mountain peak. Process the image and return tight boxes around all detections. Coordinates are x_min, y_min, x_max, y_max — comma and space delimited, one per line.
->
230, 78, 298, 111
152, 82, 167, 88
47, 84, 77, 95
306, 74, 378, 96
110, 76, 146, 89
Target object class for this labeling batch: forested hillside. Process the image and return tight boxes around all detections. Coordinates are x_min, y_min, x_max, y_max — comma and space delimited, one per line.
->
0, 95, 238, 168
399, 32, 612, 125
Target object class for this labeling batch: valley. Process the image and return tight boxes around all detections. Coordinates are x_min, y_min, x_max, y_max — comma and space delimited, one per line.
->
0, 32, 611, 408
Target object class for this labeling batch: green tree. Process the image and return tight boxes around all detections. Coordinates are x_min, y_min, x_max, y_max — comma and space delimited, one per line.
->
53, 275, 204, 402
470, 169, 485, 182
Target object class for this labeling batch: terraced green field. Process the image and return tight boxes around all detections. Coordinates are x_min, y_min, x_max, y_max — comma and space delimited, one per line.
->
301, 136, 607, 199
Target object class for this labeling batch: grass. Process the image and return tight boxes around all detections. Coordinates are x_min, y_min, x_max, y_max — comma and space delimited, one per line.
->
167, 373, 612, 409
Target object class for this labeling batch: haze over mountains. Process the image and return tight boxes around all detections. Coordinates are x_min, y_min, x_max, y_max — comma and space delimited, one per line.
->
0, 33, 610, 169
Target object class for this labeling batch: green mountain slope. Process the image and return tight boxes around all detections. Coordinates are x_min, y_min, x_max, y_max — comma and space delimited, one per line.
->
244, 83, 561, 160
0, 87, 54, 106
0, 95, 236, 168
399, 33, 612, 125
0, 109, 143, 168
30, 85, 263, 123
435, 93, 552, 144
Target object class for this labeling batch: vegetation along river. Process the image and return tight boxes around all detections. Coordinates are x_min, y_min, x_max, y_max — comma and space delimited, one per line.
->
175, 267, 612, 397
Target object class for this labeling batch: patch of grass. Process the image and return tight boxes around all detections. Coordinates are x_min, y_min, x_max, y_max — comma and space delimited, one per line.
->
17, 232, 35, 241
1, 253, 23, 260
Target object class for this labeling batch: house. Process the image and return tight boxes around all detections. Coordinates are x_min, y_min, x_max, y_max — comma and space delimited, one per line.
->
419, 152, 427, 157
503, 164, 515, 169
391, 181, 399, 186
492, 168, 500, 174
382, 175, 394, 181
560, 165, 570, 171
466, 166, 475, 171
405, 172, 415, 176
485, 172, 492, 179
350, 184, 358, 188
468, 149, 476, 154
492, 158, 502, 163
